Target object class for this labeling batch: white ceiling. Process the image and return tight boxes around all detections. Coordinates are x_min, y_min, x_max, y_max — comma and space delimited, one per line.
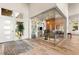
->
29, 3, 56, 17
68, 3, 79, 16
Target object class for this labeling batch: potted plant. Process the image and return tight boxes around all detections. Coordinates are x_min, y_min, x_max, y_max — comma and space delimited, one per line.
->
16, 22, 24, 39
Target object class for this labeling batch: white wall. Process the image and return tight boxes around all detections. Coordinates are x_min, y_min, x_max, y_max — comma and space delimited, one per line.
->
69, 15, 79, 35
29, 3, 56, 17
0, 3, 29, 42
69, 3, 79, 35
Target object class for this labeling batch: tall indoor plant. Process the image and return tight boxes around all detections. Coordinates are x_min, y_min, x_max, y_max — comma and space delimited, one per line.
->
17, 22, 24, 39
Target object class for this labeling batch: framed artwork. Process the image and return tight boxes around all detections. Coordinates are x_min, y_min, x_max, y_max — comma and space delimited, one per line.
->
72, 20, 78, 31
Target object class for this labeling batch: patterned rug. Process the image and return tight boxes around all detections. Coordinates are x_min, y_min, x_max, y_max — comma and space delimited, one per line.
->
3, 40, 33, 55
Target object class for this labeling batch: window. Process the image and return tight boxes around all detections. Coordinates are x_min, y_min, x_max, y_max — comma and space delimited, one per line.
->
1, 8, 12, 16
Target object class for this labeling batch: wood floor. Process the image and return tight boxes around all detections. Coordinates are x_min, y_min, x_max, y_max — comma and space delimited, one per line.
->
20, 36, 79, 55
0, 35, 79, 55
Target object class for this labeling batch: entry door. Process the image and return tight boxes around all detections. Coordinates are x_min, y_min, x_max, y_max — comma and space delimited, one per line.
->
0, 16, 15, 43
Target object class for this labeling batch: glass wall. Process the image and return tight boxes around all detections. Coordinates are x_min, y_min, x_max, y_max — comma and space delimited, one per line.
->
31, 8, 65, 45
54, 10, 65, 45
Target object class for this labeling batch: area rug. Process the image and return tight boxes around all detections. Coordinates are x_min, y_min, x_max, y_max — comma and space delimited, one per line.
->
4, 40, 33, 55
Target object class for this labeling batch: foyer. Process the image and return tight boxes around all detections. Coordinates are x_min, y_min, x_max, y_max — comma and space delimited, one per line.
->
0, 3, 79, 55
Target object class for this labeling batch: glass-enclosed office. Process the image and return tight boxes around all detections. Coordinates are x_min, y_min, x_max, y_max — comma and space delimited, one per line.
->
31, 8, 65, 45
